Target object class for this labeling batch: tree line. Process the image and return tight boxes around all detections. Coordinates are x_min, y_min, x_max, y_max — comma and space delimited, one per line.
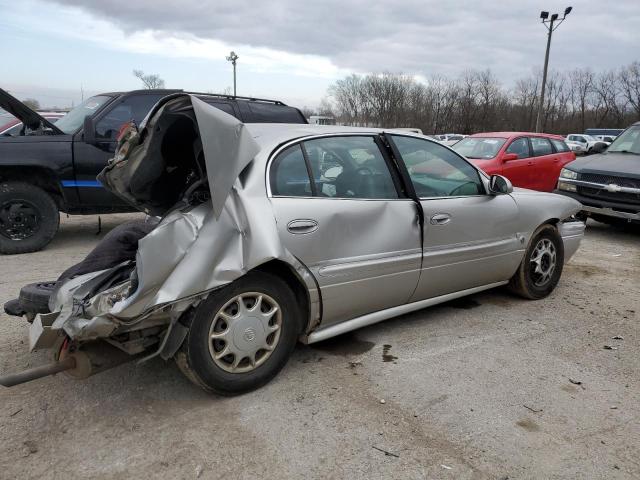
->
323, 61, 640, 135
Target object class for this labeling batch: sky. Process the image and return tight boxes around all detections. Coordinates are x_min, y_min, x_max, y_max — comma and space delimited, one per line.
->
1, 0, 639, 110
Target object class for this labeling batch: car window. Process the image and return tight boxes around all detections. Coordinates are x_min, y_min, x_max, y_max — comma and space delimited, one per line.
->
270, 144, 312, 197
530, 137, 553, 156
550, 139, 570, 153
55, 95, 112, 134
302, 136, 398, 199
452, 137, 506, 159
390, 135, 484, 198
505, 138, 530, 158
244, 102, 305, 123
95, 94, 165, 141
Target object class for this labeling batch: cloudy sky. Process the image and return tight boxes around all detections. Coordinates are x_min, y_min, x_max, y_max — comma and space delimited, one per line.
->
2, 0, 639, 109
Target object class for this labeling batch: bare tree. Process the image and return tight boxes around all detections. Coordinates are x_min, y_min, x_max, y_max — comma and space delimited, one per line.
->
22, 98, 40, 110
619, 61, 640, 120
133, 69, 166, 89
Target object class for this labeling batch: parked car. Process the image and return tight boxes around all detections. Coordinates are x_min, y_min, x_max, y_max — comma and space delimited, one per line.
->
565, 138, 588, 155
584, 128, 624, 139
556, 122, 640, 224
452, 132, 576, 192
0, 94, 585, 394
0, 88, 307, 254
437, 133, 466, 146
0, 111, 66, 136
566, 134, 609, 154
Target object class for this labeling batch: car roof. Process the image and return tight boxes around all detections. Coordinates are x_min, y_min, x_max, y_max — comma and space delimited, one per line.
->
243, 123, 429, 150
470, 131, 565, 140
97, 89, 289, 106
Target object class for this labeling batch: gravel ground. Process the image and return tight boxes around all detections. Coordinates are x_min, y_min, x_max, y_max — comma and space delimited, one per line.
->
0, 214, 638, 480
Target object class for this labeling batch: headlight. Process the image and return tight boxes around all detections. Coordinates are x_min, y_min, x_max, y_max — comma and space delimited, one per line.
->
557, 181, 577, 192
560, 168, 578, 180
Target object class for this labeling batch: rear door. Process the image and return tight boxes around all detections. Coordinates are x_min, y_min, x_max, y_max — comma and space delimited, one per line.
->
501, 137, 534, 188
73, 93, 165, 209
269, 135, 421, 327
528, 136, 556, 191
388, 135, 522, 301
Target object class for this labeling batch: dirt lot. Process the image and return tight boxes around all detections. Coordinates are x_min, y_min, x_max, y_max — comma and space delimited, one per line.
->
0, 214, 638, 479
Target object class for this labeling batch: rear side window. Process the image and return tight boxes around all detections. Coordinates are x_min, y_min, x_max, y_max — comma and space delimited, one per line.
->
506, 138, 530, 158
243, 102, 305, 123
270, 136, 399, 199
550, 139, 570, 152
270, 144, 311, 197
530, 137, 553, 156
201, 100, 237, 117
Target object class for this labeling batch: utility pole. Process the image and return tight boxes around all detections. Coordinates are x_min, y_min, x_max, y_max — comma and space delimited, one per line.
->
226, 51, 239, 96
535, 7, 572, 133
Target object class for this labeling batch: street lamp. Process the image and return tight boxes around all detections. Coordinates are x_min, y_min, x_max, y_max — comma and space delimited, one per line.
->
225, 51, 239, 97
535, 6, 572, 132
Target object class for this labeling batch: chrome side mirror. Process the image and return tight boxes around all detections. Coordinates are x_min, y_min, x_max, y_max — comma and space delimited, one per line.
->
489, 174, 513, 195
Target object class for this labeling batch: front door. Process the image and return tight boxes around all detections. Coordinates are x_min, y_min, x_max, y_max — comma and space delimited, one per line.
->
388, 134, 523, 301
269, 135, 422, 327
501, 136, 534, 189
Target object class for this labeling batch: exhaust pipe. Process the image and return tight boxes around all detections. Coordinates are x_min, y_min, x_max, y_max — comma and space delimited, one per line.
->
0, 342, 136, 388
0, 356, 76, 387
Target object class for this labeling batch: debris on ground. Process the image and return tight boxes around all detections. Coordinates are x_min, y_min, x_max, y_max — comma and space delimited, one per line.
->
441, 464, 453, 470
603, 345, 618, 350
612, 335, 624, 340
379, 399, 386, 404
523, 405, 543, 413
22, 440, 38, 457
569, 378, 582, 385
9, 408, 23, 417
372, 446, 399, 458
195, 465, 203, 478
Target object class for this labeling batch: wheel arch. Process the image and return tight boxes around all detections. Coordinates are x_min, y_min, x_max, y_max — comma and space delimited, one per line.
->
253, 259, 320, 335
0, 165, 65, 210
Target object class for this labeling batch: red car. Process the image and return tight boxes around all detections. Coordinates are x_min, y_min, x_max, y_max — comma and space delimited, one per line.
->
452, 132, 575, 192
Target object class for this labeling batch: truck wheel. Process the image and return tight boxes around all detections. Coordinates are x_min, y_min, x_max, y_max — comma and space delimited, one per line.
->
175, 271, 300, 395
508, 224, 564, 300
0, 182, 59, 254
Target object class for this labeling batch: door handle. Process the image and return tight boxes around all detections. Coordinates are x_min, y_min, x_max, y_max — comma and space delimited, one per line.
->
287, 219, 318, 234
527, 161, 534, 166
430, 213, 451, 225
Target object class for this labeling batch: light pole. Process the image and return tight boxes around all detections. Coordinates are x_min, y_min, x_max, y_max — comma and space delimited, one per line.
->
535, 6, 572, 132
226, 51, 239, 96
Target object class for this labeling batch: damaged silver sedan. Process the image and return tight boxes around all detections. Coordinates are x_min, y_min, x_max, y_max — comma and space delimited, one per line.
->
1, 94, 586, 394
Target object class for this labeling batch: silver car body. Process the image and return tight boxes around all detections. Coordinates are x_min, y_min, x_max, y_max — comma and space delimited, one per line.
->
31, 95, 584, 354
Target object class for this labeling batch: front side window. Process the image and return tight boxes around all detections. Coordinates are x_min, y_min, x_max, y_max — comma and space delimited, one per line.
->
95, 94, 165, 140
391, 135, 484, 198
453, 137, 506, 159
506, 137, 530, 158
270, 136, 398, 199
530, 137, 553, 156
54, 95, 112, 134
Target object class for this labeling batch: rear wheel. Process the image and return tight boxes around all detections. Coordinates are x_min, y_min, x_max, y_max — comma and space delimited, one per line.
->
175, 271, 300, 395
0, 182, 59, 254
509, 224, 564, 299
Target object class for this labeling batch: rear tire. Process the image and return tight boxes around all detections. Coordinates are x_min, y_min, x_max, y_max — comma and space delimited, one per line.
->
509, 224, 564, 300
0, 182, 59, 254
175, 271, 300, 395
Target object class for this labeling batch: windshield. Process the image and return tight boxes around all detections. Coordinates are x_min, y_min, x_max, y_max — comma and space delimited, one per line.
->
606, 125, 640, 154
583, 135, 598, 142
452, 137, 506, 159
54, 95, 112, 134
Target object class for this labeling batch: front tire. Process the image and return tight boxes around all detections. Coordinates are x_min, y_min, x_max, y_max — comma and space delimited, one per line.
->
0, 182, 59, 254
175, 271, 300, 395
509, 224, 564, 300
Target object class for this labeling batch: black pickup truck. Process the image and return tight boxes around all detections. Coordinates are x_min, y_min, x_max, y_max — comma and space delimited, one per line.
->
0, 88, 307, 254
555, 121, 640, 224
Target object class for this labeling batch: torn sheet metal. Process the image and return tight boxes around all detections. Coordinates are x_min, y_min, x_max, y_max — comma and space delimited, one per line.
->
46, 95, 318, 341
